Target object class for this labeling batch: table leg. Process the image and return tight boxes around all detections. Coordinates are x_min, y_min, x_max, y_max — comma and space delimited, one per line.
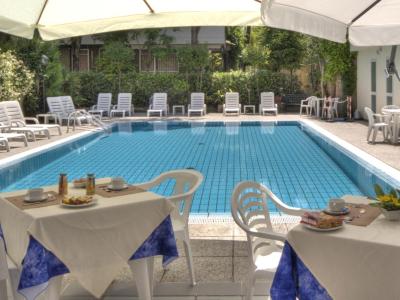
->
129, 257, 154, 300
393, 114, 399, 144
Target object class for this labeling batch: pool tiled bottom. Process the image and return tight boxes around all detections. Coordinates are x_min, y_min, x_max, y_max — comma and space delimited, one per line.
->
3, 122, 362, 214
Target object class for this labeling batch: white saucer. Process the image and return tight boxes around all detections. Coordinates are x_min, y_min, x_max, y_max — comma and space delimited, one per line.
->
24, 194, 48, 203
107, 184, 128, 191
302, 223, 344, 232
61, 199, 97, 208
323, 207, 350, 216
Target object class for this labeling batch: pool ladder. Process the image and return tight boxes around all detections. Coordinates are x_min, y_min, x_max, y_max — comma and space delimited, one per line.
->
66, 111, 109, 133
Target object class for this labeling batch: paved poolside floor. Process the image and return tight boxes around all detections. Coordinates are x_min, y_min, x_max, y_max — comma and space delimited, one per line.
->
1, 112, 398, 299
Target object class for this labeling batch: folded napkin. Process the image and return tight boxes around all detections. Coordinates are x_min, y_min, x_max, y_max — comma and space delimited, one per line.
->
301, 211, 343, 229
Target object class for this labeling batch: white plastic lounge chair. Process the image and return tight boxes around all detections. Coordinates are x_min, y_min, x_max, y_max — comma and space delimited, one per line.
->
231, 181, 304, 300
225, 121, 240, 135
0, 104, 50, 141
259, 92, 278, 116
223, 92, 241, 116
47, 96, 90, 126
2, 101, 61, 136
88, 93, 112, 119
191, 122, 206, 135
135, 169, 203, 286
147, 93, 168, 117
365, 107, 390, 143
300, 96, 316, 116
61, 96, 93, 125
0, 131, 28, 151
188, 93, 206, 117
0, 233, 63, 300
110, 93, 133, 118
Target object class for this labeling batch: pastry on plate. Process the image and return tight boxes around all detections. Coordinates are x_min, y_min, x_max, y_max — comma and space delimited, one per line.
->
63, 195, 93, 205
301, 211, 343, 229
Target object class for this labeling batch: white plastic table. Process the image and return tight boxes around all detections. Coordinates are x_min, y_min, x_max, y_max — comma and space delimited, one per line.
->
0, 179, 176, 300
172, 105, 185, 116
243, 105, 255, 114
382, 108, 400, 144
285, 195, 400, 299
36, 113, 59, 124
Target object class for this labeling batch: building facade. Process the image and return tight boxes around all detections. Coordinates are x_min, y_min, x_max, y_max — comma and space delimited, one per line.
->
356, 46, 400, 118
59, 27, 226, 72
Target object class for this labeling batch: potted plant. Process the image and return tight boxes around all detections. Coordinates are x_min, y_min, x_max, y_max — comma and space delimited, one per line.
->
371, 184, 400, 221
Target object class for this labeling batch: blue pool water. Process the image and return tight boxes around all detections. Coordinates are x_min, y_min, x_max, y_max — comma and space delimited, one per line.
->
0, 121, 384, 214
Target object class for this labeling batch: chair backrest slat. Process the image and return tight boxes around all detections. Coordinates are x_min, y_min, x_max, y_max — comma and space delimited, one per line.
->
0, 103, 10, 125
2, 101, 24, 123
152, 93, 168, 110
47, 97, 67, 119
60, 96, 76, 115
97, 93, 112, 112
260, 92, 275, 108
190, 93, 205, 110
117, 93, 132, 111
225, 92, 239, 109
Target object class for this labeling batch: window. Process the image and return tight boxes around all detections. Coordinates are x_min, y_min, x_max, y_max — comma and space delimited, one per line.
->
371, 61, 376, 112
139, 50, 178, 72
79, 49, 90, 71
386, 59, 393, 105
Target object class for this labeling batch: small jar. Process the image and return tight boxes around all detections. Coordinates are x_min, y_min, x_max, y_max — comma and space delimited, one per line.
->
86, 174, 96, 196
58, 173, 68, 195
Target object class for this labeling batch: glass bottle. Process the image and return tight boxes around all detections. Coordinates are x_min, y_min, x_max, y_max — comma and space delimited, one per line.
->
58, 173, 68, 195
86, 174, 96, 195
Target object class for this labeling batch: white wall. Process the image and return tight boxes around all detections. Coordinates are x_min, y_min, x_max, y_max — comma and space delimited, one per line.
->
357, 46, 400, 118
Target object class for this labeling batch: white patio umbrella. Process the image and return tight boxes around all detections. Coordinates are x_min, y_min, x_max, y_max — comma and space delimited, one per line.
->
0, 0, 263, 41
261, 0, 400, 47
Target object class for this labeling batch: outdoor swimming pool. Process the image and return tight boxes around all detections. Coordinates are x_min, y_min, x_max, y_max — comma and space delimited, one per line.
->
0, 121, 395, 214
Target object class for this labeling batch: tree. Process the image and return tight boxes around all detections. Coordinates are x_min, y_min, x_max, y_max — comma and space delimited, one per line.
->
176, 45, 209, 92
225, 27, 246, 70
260, 28, 304, 92
96, 41, 135, 92
0, 50, 34, 102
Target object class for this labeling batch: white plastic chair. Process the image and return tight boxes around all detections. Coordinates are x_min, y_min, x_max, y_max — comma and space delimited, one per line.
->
299, 96, 316, 116
223, 92, 241, 116
188, 93, 206, 117
111, 93, 133, 118
365, 107, 390, 143
259, 92, 278, 116
135, 169, 204, 286
89, 93, 112, 119
2, 100, 61, 136
147, 93, 168, 117
231, 181, 304, 300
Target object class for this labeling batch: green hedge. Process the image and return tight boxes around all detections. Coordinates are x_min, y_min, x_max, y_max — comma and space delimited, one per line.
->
62, 70, 300, 109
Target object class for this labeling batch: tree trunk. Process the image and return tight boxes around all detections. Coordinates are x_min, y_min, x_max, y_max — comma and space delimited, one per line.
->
191, 27, 200, 45
319, 59, 325, 97
71, 37, 81, 71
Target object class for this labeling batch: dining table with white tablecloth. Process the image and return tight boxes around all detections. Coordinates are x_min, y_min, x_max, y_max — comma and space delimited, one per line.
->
0, 179, 178, 300
382, 108, 400, 144
271, 195, 400, 300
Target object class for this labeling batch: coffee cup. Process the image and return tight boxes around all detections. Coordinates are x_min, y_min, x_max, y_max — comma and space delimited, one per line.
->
27, 188, 44, 201
111, 177, 125, 190
329, 199, 345, 212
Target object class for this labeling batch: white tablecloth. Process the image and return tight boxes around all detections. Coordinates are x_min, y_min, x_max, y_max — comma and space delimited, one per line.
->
287, 195, 400, 300
0, 181, 175, 298
382, 108, 400, 144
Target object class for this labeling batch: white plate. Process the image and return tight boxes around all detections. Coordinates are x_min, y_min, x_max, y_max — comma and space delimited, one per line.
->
323, 207, 350, 216
107, 184, 128, 191
302, 223, 344, 232
61, 199, 97, 208
24, 194, 49, 203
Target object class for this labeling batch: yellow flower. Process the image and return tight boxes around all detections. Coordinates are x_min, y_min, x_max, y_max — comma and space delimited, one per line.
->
378, 195, 392, 203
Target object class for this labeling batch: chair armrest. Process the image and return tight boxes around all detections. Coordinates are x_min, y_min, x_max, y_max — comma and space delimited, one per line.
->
373, 113, 384, 122
10, 120, 25, 127
300, 99, 308, 105
24, 117, 39, 124
91, 105, 98, 110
